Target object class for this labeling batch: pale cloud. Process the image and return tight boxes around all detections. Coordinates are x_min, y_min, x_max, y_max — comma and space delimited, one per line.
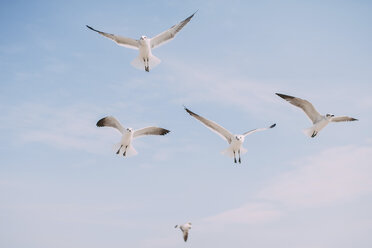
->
163, 60, 281, 115
203, 202, 282, 225
200, 145, 372, 227
259, 145, 372, 207
0, 103, 116, 154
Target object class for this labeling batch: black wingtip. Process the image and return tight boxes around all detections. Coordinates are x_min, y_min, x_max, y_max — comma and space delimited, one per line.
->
275, 93, 294, 99
270, 123, 276, 128
184, 106, 193, 115
86, 25, 100, 33
96, 117, 105, 127
162, 129, 171, 135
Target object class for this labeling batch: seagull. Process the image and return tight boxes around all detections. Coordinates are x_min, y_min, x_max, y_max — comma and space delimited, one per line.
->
184, 107, 276, 164
96, 116, 170, 157
175, 222, 192, 242
276, 93, 358, 138
86, 11, 196, 72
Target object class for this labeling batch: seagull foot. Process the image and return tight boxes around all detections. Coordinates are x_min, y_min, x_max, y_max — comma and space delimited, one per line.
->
239, 158, 241, 164
311, 131, 317, 138
145, 66, 149, 72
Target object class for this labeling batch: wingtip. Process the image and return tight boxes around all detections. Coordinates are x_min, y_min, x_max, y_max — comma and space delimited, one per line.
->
276, 93, 294, 100
162, 129, 171, 135
96, 117, 105, 127
270, 123, 276, 128
183, 106, 192, 114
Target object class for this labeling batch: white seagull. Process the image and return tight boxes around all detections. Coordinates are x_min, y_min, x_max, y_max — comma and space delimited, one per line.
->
86, 11, 196, 72
184, 107, 276, 164
96, 116, 170, 157
276, 93, 358, 138
175, 222, 192, 242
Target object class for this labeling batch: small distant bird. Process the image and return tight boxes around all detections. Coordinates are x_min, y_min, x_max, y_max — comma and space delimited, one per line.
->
175, 222, 192, 242
86, 11, 196, 72
276, 93, 358, 138
96, 116, 170, 156
184, 107, 276, 164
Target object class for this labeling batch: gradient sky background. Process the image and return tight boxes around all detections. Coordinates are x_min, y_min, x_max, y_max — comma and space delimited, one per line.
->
1, 0, 372, 247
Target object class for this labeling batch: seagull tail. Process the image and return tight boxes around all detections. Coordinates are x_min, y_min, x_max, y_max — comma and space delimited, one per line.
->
113, 143, 138, 157
130, 56, 145, 70
130, 55, 161, 71
221, 147, 234, 158
221, 146, 247, 157
148, 54, 161, 70
303, 126, 316, 138
124, 144, 138, 157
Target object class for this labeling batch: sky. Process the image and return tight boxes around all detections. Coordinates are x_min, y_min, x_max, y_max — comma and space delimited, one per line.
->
1, 0, 372, 247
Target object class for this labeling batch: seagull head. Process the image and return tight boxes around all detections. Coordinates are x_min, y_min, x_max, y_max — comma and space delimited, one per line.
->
235, 135, 244, 142
126, 128, 133, 133
140, 35, 147, 40
325, 114, 335, 119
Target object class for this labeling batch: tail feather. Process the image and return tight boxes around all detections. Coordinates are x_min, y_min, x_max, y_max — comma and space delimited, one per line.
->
148, 54, 161, 69
113, 143, 138, 157
221, 147, 247, 158
130, 56, 145, 70
303, 127, 317, 138
130, 55, 161, 71
123, 145, 138, 157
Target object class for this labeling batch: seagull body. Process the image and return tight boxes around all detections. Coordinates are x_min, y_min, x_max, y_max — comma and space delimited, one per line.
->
96, 116, 170, 157
175, 222, 192, 242
276, 93, 358, 137
184, 107, 276, 163
86, 12, 196, 72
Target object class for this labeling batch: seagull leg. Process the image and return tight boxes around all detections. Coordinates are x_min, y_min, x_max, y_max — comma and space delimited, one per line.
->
238, 150, 241, 164
116, 145, 123, 154
311, 131, 317, 138
233, 151, 237, 163
123, 145, 128, 157
143, 58, 149, 72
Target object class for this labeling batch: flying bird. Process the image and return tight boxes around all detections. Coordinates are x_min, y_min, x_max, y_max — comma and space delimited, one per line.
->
276, 93, 358, 138
184, 107, 276, 164
86, 11, 196, 72
96, 116, 170, 157
175, 222, 192, 242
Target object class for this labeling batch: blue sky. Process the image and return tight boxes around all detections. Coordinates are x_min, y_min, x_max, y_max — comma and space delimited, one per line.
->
1, 0, 372, 247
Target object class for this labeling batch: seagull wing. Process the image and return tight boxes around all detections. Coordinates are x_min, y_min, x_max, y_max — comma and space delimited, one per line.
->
182, 229, 189, 242
185, 107, 234, 144
86, 25, 139, 49
243, 123, 276, 137
331, 116, 358, 122
96, 116, 125, 134
133, 127, 170, 138
150, 11, 196, 49
276, 93, 322, 124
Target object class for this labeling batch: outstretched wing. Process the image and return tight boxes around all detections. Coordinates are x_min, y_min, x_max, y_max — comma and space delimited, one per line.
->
150, 11, 196, 49
276, 93, 322, 124
133, 127, 170, 138
96, 116, 125, 134
86, 25, 139, 49
331, 116, 358, 122
183, 230, 189, 242
243, 123, 276, 137
185, 107, 234, 144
